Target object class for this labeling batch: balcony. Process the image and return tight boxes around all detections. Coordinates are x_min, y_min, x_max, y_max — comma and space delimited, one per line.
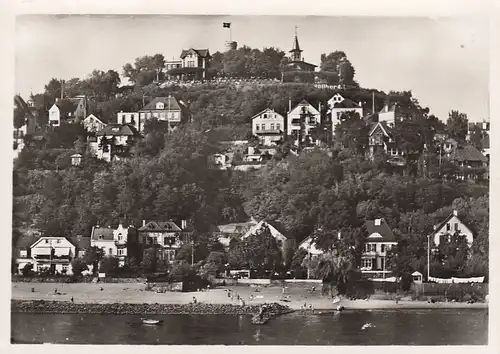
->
256, 129, 282, 135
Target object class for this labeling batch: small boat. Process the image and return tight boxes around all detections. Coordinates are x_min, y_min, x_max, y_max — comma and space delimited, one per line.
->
141, 318, 163, 325
361, 322, 374, 330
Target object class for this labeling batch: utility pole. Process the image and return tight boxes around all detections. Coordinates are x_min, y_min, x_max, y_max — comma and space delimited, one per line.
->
427, 234, 431, 281
191, 240, 194, 266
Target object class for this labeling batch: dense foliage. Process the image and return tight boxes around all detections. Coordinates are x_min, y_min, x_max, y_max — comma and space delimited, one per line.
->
13, 45, 489, 281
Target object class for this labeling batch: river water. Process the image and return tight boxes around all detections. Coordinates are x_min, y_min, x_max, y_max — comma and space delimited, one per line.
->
11, 309, 487, 345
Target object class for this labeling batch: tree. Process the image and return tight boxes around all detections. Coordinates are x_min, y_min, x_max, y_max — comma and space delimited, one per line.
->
122, 54, 165, 85
446, 110, 468, 143
70, 257, 88, 276
99, 256, 120, 276
319, 51, 356, 87
239, 224, 282, 275
83, 246, 104, 275
141, 247, 158, 274
201, 251, 227, 277
170, 260, 192, 281
469, 125, 484, 151
44, 78, 63, 100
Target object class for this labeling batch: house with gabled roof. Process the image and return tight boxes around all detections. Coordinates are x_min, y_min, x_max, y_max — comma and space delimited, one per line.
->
287, 100, 321, 146
48, 96, 87, 126
14, 235, 90, 275
430, 210, 474, 248
82, 114, 107, 133
361, 218, 397, 278
449, 144, 488, 180
180, 48, 211, 79
242, 220, 296, 260
367, 121, 403, 159
138, 95, 183, 130
138, 220, 190, 263
94, 123, 140, 162
90, 224, 138, 267
252, 108, 285, 146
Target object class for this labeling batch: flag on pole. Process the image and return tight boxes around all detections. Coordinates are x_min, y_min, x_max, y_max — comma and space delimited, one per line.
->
223, 22, 231, 28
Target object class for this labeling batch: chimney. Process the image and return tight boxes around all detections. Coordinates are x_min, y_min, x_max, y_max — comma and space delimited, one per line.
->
181, 220, 187, 230
248, 146, 255, 155
433, 225, 437, 231
289, 99, 292, 113
374, 218, 381, 226
384, 104, 389, 113
359, 101, 362, 107
142, 220, 146, 227
453, 210, 458, 217
318, 102, 322, 113
337, 231, 341, 240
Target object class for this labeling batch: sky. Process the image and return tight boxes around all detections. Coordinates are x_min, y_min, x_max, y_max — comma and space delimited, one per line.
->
15, 15, 490, 121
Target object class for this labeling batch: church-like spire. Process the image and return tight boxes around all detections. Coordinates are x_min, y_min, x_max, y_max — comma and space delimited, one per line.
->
289, 26, 303, 61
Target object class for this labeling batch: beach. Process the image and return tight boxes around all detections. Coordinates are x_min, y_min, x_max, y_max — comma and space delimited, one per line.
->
11, 282, 487, 311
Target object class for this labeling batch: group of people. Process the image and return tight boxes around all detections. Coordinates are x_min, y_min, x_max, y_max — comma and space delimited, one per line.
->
225, 288, 246, 306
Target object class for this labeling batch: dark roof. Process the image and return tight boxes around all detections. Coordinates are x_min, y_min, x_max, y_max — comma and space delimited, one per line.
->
140, 96, 181, 111
290, 34, 302, 53
138, 221, 182, 232
90, 227, 114, 241
96, 123, 138, 136
180, 48, 210, 58
333, 99, 361, 109
68, 235, 91, 250
364, 219, 396, 242
452, 145, 487, 162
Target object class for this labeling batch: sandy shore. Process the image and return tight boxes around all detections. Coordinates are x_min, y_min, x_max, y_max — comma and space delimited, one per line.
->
11, 282, 487, 310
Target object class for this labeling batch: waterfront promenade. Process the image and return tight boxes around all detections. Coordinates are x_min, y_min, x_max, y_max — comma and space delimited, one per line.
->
11, 282, 487, 310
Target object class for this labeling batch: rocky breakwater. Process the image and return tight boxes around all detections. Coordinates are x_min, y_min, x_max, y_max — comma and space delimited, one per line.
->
11, 300, 293, 318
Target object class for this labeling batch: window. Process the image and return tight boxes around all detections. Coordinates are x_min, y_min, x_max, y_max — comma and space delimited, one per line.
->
262, 124, 266, 131
362, 258, 372, 269
276, 123, 281, 131
118, 249, 124, 256
167, 112, 173, 119
381, 244, 385, 253
56, 239, 60, 244
256, 124, 260, 131
446, 223, 451, 231
454, 223, 459, 231
270, 124, 275, 131
264, 114, 268, 118
62, 265, 68, 272
364, 244, 377, 253
20, 250, 27, 258
108, 248, 113, 255
156, 102, 164, 109
147, 113, 152, 119
160, 112, 165, 119
118, 234, 123, 241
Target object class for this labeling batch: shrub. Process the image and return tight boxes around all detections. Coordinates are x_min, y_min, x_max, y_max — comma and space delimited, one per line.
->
70, 257, 88, 276
21, 263, 34, 277
99, 256, 120, 276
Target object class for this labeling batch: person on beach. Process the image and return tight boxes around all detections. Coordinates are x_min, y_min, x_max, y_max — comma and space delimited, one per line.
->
192, 296, 197, 304
70, 297, 74, 303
